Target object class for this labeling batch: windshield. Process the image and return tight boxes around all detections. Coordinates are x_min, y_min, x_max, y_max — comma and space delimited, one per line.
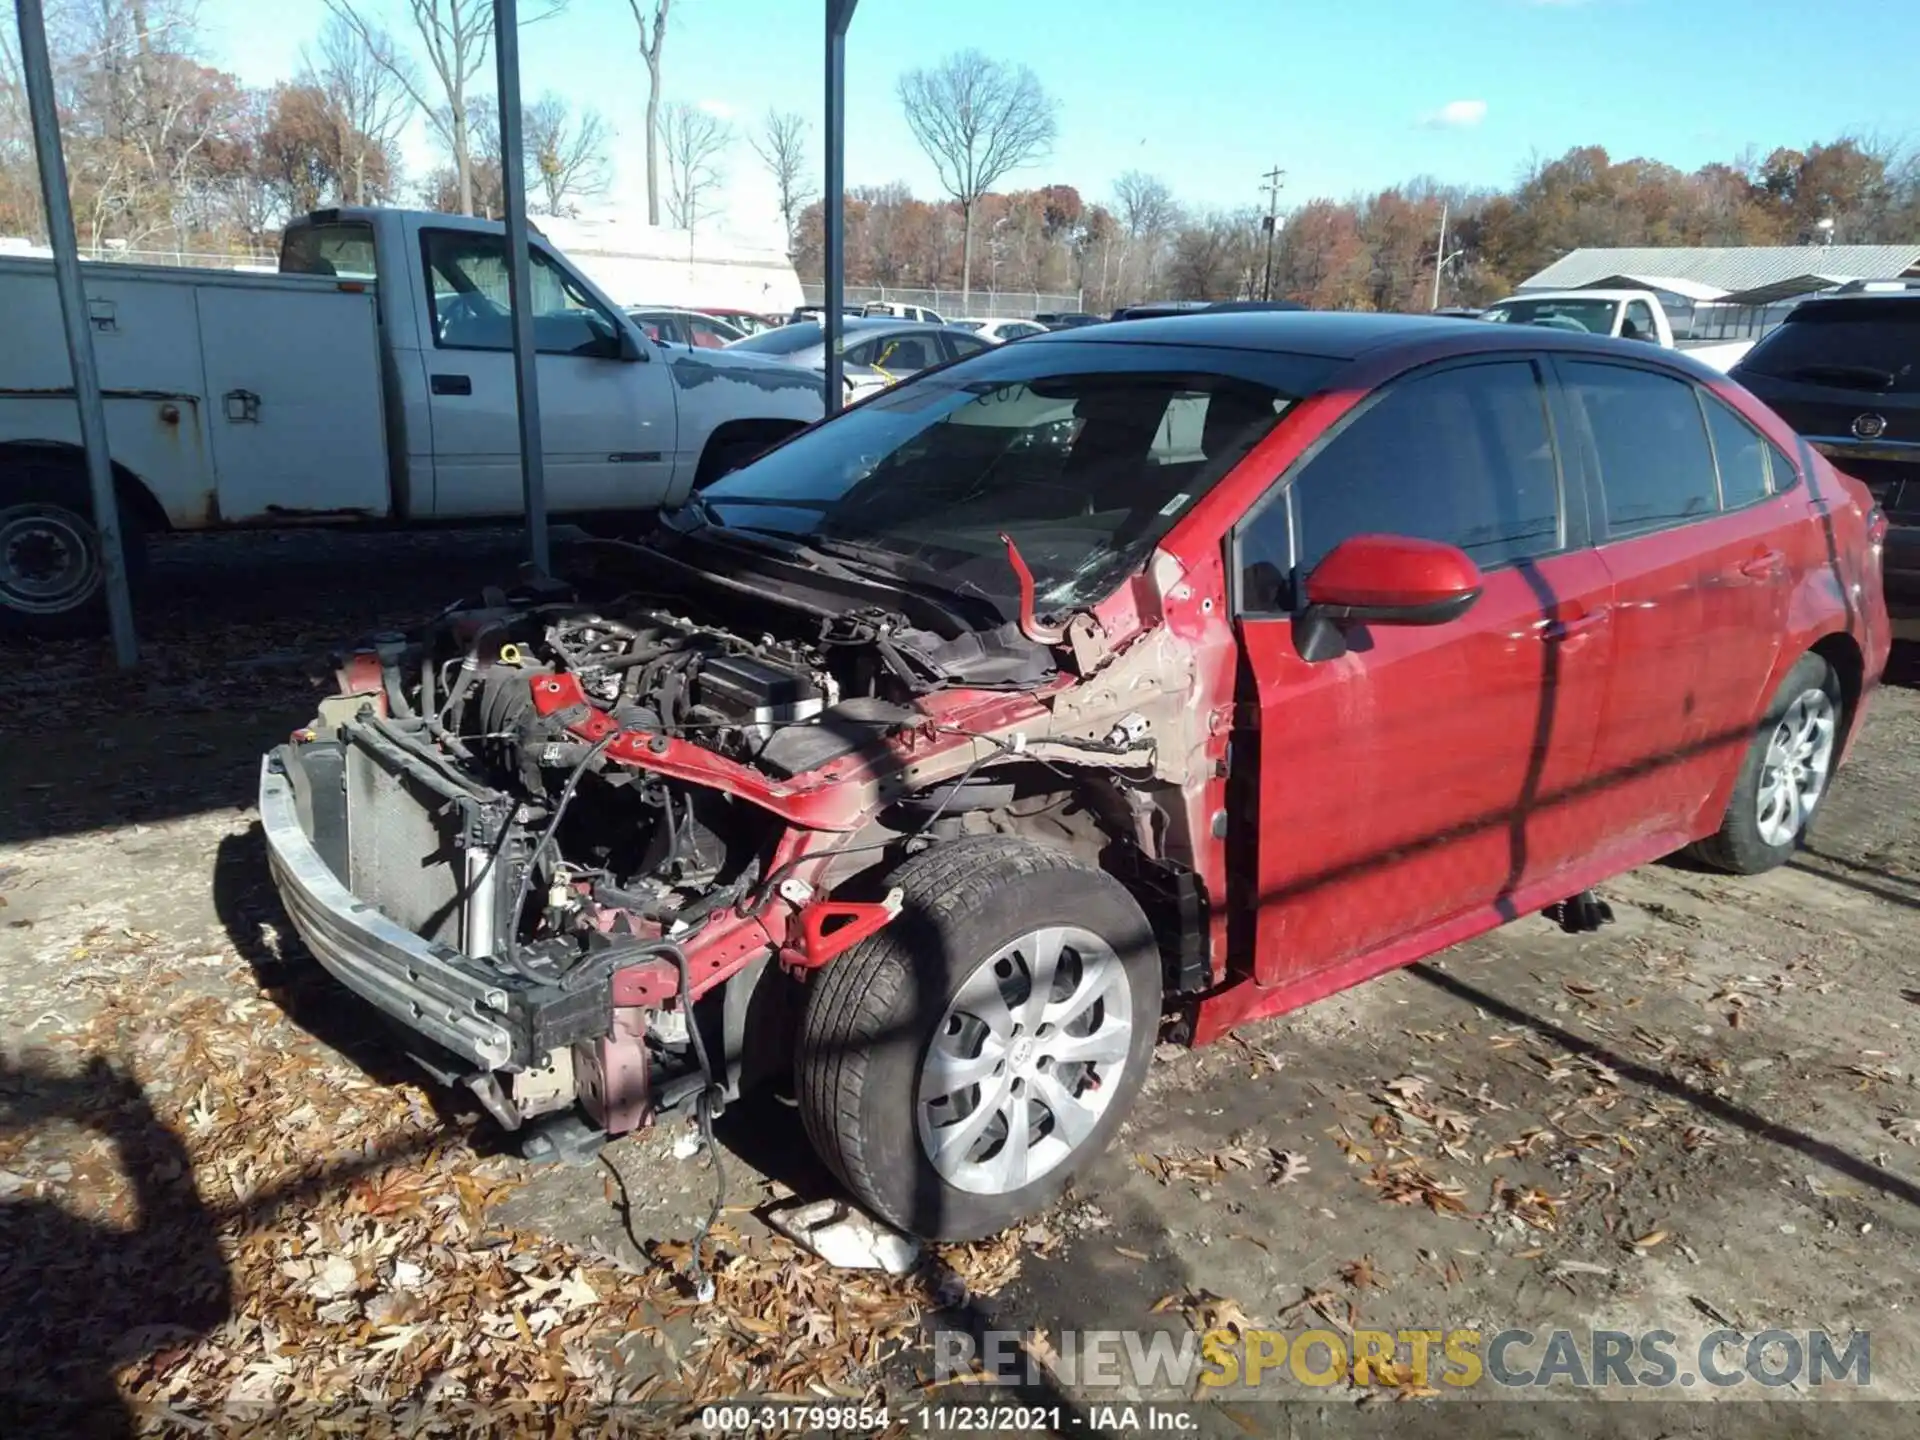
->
687, 341, 1336, 614
731, 322, 826, 356
1738, 303, 1920, 393
1482, 298, 1620, 335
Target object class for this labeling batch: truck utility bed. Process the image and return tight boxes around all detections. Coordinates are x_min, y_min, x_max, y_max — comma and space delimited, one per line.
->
0, 258, 389, 528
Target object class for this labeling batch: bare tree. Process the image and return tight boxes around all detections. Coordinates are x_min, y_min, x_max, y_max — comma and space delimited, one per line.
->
896, 50, 1056, 302
661, 99, 729, 234
325, 0, 563, 217
304, 13, 410, 205
1113, 171, 1177, 239
750, 108, 813, 253
524, 93, 610, 215
625, 0, 673, 226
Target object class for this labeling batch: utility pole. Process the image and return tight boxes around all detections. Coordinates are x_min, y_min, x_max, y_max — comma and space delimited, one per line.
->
1431, 201, 1465, 311
1259, 165, 1285, 301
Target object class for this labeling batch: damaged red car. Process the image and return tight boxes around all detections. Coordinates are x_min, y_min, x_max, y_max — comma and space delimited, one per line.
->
261, 312, 1890, 1239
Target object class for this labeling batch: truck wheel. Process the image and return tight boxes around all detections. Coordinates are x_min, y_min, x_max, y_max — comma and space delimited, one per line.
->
0, 461, 146, 638
1690, 651, 1842, 874
796, 837, 1161, 1240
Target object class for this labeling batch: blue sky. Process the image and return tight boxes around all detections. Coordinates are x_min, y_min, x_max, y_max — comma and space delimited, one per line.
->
196, 0, 1916, 243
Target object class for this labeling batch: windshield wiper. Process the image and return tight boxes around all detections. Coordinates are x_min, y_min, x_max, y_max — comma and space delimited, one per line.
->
1785, 362, 1897, 391
803, 536, 1005, 614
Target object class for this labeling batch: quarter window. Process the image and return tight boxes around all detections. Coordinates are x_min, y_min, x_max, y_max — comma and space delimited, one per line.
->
1563, 362, 1720, 536
1702, 393, 1772, 508
1244, 361, 1563, 602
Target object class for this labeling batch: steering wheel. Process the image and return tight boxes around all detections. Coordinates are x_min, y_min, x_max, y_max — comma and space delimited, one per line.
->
436, 291, 507, 345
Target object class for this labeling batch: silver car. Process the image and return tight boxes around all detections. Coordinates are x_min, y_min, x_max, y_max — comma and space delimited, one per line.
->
728, 317, 991, 398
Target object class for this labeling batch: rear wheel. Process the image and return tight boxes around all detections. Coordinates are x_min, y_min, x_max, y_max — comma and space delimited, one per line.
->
796, 837, 1161, 1240
0, 459, 146, 638
1691, 652, 1842, 874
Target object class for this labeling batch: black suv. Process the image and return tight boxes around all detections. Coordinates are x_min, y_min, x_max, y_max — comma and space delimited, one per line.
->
1733, 292, 1920, 626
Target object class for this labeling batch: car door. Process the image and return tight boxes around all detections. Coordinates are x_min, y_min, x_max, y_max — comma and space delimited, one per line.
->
1231, 357, 1614, 987
417, 227, 677, 516
1554, 358, 1789, 853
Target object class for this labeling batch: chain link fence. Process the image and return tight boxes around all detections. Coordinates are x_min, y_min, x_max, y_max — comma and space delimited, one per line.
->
798, 282, 1084, 321
0, 241, 281, 270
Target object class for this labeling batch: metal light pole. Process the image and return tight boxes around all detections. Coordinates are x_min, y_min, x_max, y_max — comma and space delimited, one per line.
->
15, 0, 138, 666
823, 0, 858, 415
494, 0, 550, 574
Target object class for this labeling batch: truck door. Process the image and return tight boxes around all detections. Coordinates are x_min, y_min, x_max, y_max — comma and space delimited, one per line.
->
197, 281, 390, 521
415, 226, 677, 516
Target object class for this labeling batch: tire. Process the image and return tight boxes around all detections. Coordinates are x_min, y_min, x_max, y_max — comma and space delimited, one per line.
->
0, 459, 146, 638
796, 836, 1162, 1240
1690, 652, 1843, 875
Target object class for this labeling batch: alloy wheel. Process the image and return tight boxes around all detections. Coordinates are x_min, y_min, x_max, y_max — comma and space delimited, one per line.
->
1755, 687, 1837, 848
916, 925, 1134, 1196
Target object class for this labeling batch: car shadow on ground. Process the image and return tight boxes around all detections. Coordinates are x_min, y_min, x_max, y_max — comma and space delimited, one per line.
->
1409, 962, 1920, 1213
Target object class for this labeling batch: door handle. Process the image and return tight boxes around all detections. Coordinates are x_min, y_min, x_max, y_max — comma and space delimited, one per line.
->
1541, 609, 1608, 641
1738, 550, 1785, 580
431, 373, 472, 396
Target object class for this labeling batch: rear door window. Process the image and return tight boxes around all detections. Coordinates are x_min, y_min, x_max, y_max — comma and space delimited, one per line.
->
1562, 361, 1720, 536
1702, 394, 1773, 508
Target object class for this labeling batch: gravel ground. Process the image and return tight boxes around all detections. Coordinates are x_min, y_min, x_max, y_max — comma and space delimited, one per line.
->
2, 529, 1917, 1435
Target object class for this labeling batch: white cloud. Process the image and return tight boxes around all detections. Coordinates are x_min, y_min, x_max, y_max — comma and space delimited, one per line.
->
1421, 99, 1488, 130
696, 98, 736, 121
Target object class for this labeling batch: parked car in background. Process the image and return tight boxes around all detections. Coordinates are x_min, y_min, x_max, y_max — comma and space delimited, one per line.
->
1034, 311, 1104, 329
696, 306, 779, 337
1732, 290, 1920, 635
260, 310, 1886, 1243
1483, 288, 1753, 371
626, 306, 746, 349
1483, 289, 1675, 344
951, 317, 1050, 343
1111, 300, 1306, 321
0, 207, 822, 635
791, 304, 865, 323
862, 301, 948, 324
726, 317, 990, 399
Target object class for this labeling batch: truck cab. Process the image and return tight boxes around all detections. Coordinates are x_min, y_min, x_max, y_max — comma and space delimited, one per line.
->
1, 207, 824, 634
1482, 289, 1675, 346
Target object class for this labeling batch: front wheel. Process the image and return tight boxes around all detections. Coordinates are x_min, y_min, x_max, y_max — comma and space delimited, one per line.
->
796, 837, 1162, 1240
1691, 652, 1843, 874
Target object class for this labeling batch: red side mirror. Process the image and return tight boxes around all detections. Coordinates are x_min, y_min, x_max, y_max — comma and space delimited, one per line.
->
1304, 534, 1483, 626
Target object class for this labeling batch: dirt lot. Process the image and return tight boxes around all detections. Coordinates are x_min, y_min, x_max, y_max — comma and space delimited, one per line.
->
3, 529, 1918, 1435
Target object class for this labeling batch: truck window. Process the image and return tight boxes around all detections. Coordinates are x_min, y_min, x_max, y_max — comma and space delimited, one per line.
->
280, 221, 378, 280
1623, 300, 1660, 342
421, 229, 621, 358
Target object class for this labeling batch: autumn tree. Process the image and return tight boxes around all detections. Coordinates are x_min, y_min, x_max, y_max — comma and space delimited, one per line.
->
897, 50, 1056, 302
661, 99, 729, 234
304, 13, 408, 206
750, 108, 812, 253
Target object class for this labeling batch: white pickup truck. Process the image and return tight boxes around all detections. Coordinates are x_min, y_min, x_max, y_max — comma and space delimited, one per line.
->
1480, 288, 1755, 372
0, 206, 825, 634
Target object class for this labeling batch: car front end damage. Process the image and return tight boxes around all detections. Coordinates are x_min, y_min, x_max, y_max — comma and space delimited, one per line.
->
258, 540, 1231, 1148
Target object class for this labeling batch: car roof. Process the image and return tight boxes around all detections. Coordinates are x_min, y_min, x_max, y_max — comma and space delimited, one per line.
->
1780, 291, 1920, 322
1020, 309, 1709, 366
